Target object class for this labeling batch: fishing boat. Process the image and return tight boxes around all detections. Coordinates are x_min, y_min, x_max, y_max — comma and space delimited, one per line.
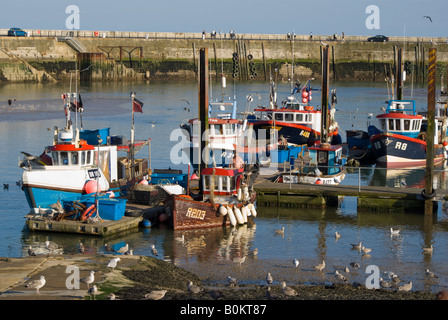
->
19, 92, 151, 214
280, 143, 347, 185
368, 99, 446, 168
167, 165, 258, 230
180, 98, 245, 168
167, 49, 258, 230
247, 79, 340, 146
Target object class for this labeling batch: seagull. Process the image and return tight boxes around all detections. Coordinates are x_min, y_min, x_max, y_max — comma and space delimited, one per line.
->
423, 16, 432, 23
124, 249, 133, 255
350, 242, 362, 250
151, 244, 158, 256
335, 270, 347, 282
266, 272, 273, 285
80, 270, 95, 289
320, 41, 329, 47
233, 256, 246, 266
349, 262, 360, 268
390, 227, 401, 236
88, 285, 98, 300
45, 240, 61, 253
380, 277, 392, 288
25, 275, 46, 294
144, 289, 167, 300
422, 244, 434, 254
108, 293, 116, 300
344, 266, 350, 273
361, 246, 372, 254
27, 246, 36, 256
78, 242, 85, 254
398, 281, 412, 292
392, 274, 401, 284
383, 271, 396, 279
335, 231, 341, 239
400, 178, 407, 187
314, 260, 326, 272
3, 183, 8, 189
116, 243, 128, 254
107, 257, 120, 271
281, 281, 298, 297
104, 243, 115, 253
293, 258, 299, 268
227, 276, 238, 287
274, 226, 285, 235
426, 269, 438, 278
175, 234, 185, 244
188, 281, 202, 294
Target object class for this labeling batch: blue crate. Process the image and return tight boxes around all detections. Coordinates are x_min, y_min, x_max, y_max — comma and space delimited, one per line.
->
287, 146, 302, 158
83, 197, 127, 221
270, 149, 290, 163
79, 128, 110, 145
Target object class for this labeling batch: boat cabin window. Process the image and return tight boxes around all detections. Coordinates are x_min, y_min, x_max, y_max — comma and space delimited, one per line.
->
274, 113, 283, 121
87, 150, 92, 165
72, 152, 78, 165
60, 152, 69, 165
81, 151, 86, 165
318, 151, 327, 164
388, 119, 394, 130
395, 119, 401, 131
52, 152, 59, 165
404, 119, 410, 130
380, 119, 386, 130
296, 114, 303, 122
285, 113, 294, 122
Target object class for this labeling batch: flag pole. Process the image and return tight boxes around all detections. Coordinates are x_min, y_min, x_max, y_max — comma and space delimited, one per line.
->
130, 91, 136, 182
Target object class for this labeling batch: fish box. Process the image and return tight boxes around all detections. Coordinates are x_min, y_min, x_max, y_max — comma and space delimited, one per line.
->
287, 146, 302, 158
270, 149, 290, 163
83, 197, 127, 221
149, 173, 188, 188
79, 128, 110, 145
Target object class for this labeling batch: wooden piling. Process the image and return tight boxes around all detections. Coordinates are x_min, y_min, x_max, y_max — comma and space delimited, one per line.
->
425, 47, 436, 215
320, 45, 330, 143
198, 48, 209, 192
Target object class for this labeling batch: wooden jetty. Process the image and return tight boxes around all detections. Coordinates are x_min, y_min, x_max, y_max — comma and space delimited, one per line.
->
25, 215, 142, 236
254, 180, 445, 213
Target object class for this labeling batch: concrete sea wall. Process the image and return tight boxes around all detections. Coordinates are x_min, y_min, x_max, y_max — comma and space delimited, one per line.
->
1, 29, 448, 83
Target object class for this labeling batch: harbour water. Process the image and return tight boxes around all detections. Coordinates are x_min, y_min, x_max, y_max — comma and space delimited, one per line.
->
0, 80, 448, 294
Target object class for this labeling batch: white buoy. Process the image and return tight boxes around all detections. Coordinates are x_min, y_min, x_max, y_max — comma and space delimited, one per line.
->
241, 205, 249, 222
237, 188, 242, 201
233, 206, 244, 225
242, 186, 250, 201
247, 203, 257, 217
218, 205, 228, 216
226, 206, 237, 226
242, 204, 251, 217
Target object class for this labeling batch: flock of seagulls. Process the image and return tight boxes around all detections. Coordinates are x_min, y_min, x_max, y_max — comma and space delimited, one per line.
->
267, 225, 440, 294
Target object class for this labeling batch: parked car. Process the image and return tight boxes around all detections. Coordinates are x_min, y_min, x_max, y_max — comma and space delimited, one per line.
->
367, 35, 389, 42
8, 28, 27, 37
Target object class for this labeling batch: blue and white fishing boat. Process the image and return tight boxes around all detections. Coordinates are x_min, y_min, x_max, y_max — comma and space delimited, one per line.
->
281, 143, 347, 185
18, 92, 150, 214
368, 99, 446, 168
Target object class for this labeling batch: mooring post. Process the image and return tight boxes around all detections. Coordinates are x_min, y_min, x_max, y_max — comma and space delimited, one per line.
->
396, 46, 403, 100
320, 45, 330, 144
198, 48, 209, 194
424, 47, 436, 215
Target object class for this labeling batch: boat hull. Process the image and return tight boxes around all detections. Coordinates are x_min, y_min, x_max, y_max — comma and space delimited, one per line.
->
21, 166, 110, 212
170, 195, 229, 230
250, 121, 317, 145
281, 171, 346, 185
370, 133, 445, 168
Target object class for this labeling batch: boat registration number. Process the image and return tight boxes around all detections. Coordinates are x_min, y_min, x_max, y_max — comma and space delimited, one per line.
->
186, 207, 206, 220
87, 169, 101, 179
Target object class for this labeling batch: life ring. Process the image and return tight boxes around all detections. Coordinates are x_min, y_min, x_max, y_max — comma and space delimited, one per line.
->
81, 204, 96, 221
421, 189, 437, 200
304, 106, 314, 111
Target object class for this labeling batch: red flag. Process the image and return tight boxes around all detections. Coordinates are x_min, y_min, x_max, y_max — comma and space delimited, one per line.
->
133, 98, 144, 113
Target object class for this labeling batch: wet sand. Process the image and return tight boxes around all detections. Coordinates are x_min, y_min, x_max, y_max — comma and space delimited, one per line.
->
0, 254, 441, 301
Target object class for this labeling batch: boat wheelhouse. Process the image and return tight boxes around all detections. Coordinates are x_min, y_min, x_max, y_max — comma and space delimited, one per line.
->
281, 143, 347, 185
369, 100, 445, 168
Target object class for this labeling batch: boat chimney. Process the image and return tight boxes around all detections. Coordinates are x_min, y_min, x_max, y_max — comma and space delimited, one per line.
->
320, 44, 330, 144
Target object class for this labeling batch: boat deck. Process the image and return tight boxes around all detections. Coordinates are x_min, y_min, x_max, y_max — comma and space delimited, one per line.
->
26, 215, 142, 237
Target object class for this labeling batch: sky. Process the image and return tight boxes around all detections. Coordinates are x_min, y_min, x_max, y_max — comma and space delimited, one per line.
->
1, 0, 447, 38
